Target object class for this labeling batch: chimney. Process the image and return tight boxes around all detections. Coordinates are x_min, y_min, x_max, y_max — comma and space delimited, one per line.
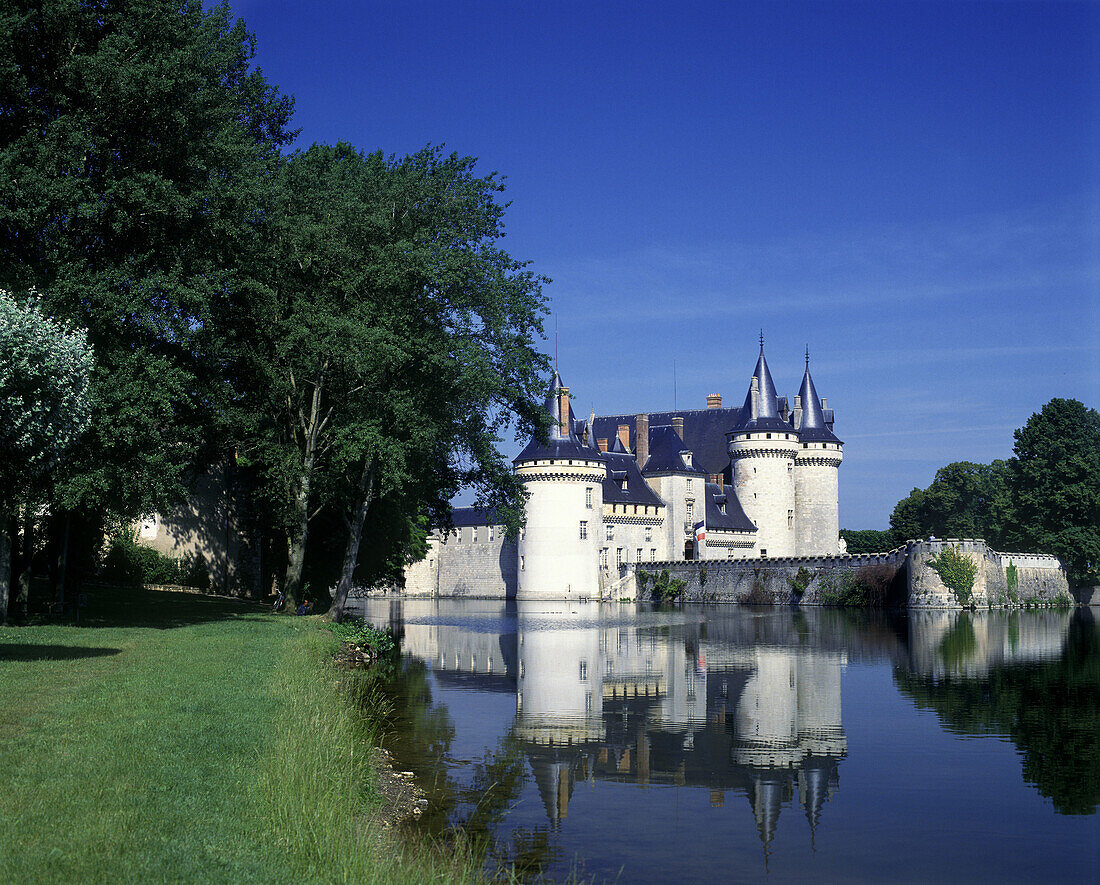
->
597, 438, 609, 452
792, 394, 803, 430
707, 393, 722, 409
635, 414, 649, 467
821, 397, 828, 410
672, 416, 684, 439
617, 423, 630, 450
717, 472, 724, 492
558, 387, 571, 437
750, 377, 760, 420
708, 473, 718, 485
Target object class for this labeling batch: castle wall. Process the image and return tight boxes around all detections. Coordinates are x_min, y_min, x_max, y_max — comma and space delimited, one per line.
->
517, 464, 605, 599
794, 451, 841, 556
402, 527, 517, 598
730, 437, 799, 557
644, 474, 700, 561
627, 539, 1069, 609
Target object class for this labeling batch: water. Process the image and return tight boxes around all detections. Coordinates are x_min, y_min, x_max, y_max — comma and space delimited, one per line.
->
350, 599, 1100, 882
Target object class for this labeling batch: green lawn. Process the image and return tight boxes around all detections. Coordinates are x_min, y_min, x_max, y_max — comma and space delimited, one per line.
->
0, 587, 484, 884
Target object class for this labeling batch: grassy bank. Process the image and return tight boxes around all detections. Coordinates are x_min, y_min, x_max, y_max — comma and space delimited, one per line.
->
0, 587, 485, 883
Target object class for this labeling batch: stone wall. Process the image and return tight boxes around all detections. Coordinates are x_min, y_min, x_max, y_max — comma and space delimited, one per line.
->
404, 530, 517, 598
627, 539, 1070, 609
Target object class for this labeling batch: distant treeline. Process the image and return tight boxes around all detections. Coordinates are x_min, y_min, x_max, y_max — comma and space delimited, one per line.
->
842, 398, 1099, 587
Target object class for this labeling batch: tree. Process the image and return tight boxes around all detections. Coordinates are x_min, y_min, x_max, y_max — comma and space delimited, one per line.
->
0, 0, 294, 535
1007, 399, 1100, 587
839, 528, 897, 554
239, 143, 550, 611
888, 461, 1011, 546
0, 291, 93, 621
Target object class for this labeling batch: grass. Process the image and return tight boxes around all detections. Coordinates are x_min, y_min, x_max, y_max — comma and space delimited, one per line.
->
0, 586, 491, 884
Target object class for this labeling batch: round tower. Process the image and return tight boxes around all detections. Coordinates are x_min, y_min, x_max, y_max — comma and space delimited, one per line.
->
727, 342, 799, 557
792, 355, 843, 556
514, 373, 605, 599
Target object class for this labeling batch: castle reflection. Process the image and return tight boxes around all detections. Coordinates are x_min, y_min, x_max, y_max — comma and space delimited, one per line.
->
354, 598, 1082, 850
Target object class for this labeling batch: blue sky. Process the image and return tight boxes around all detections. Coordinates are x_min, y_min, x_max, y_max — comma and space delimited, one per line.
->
229, 0, 1098, 528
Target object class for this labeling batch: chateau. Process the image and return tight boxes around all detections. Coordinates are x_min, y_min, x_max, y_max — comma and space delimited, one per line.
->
405, 341, 846, 600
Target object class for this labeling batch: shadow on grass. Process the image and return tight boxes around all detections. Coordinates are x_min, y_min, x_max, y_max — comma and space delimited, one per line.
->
0, 644, 123, 662
58, 585, 275, 630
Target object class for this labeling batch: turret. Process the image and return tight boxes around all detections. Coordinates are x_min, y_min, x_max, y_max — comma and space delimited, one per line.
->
793, 353, 843, 555
513, 373, 606, 599
727, 338, 799, 557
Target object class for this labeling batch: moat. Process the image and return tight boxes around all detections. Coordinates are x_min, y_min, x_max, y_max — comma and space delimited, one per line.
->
350, 599, 1100, 882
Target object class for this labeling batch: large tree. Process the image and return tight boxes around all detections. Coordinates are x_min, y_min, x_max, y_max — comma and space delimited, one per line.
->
1006, 399, 1100, 587
889, 460, 1011, 547
240, 143, 549, 610
0, 292, 93, 621
0, 0, 293, 530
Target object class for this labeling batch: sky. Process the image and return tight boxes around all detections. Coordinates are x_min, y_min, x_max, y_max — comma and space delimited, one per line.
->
227, 0, 1098, 528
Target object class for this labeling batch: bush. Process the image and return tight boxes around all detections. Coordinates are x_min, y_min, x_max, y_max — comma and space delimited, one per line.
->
789, 567, 814, 597
819, 564, 899, 607
636, 569, 685, 604
100, 533, 212, 589
927, 545, 978, 606
325, 618, 395, 655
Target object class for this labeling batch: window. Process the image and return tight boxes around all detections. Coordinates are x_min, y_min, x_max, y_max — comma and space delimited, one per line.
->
600, 548, 608, 568
585, 487, 593, 509
788, 510, 794, 529
472, 526, 478, 543
606, 659, 614, 676
579, 520, 588, 539
487, 525, 494, 541
520, 555, 525, 571
766, 433, 772, 439
687, 479, 692, 492
585, 691, 593, 713
579, 660, 588, 681
636, 548, 642, 562
606, 524, 614, 541
616, 548, 624, 567
787, 463, 792, 475
760, 549, 767, 557
686, 502, 693, 522
519, 526, 525, 540
650, 548, 656, 561
645, 526, 652, 542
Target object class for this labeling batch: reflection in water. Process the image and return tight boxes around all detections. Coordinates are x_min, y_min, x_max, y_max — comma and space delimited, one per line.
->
353, 599, 1099, 880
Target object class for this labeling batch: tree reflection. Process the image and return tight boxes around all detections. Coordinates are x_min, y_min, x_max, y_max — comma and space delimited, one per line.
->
895, 610, 1099, 815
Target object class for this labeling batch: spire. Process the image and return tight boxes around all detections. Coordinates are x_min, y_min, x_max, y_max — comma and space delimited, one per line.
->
796, 361, 841, 443
732, 338, 785, 431
515, 372, 595, 464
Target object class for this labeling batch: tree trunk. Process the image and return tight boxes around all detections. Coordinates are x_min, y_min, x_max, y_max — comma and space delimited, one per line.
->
56, 513, 71, 610
283, 378, 325, 608
0, 521, 10, 624
329, 457, 376, 622
13, 506, 32, 620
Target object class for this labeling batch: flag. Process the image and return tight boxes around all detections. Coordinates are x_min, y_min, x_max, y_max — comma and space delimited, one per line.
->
694, 521, 706, 543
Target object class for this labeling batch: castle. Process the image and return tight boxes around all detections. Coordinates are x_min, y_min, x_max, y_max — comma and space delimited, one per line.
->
404, 340, 845, 600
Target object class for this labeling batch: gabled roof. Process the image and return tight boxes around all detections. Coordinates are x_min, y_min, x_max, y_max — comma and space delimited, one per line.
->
641, 424, 705, 475
703, 483, 757, 533
591, 408, 738, 477
796, 365, 842, 443
449, 506, 500, 527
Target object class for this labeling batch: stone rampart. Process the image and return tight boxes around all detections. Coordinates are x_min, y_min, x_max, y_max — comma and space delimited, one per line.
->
403, 533, 517, 598
626, 539, 1070, 609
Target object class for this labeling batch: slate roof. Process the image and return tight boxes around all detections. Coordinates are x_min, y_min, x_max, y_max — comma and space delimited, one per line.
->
591, 408, 738, 477
796, 366, 842, 444
450, 506, 500, 527
703, 482, 757, 533
515, 372, 604, 464
601, 450, 664, 507
641, 424, 705, 475
730, 350, 795, 433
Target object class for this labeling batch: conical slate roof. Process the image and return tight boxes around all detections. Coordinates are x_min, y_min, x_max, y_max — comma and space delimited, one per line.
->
514, 373, 600, 464
731, 346, 792, 432
797, 364, 842, 444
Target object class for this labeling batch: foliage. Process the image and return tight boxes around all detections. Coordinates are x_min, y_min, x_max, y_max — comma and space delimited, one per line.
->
927, 545, 978, 606
1006, 399, 1100, 588
0, 291, 93, 504
789, 566, 814, 597
636, 568, 685, 604
238, 142, 549, 608
0, 0, 294, 519
938, 615, 978, 669
895, 611, 1100, 815
324, 618, 395, 656
99, 532, 210, 589
840, 528, 898, 553
1005, 561, 1019, 593
889, 461, 1012, 547
819, 564, 898, 607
